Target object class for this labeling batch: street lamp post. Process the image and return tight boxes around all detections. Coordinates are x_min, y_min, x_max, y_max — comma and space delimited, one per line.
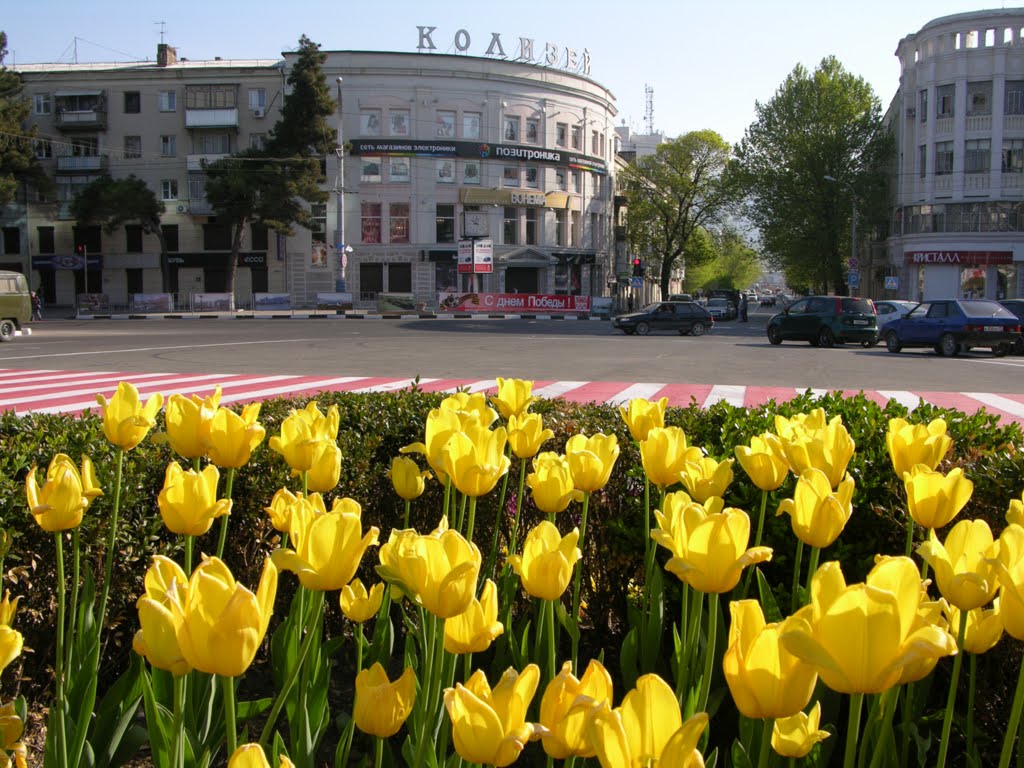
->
335, 77, 348, 292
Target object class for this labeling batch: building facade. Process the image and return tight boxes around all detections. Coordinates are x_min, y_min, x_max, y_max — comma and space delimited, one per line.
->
887, 9, 1024, 302
1, 41, 619, 311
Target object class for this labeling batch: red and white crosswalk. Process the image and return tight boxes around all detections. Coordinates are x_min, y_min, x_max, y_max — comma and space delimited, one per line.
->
1, 368, 1023, 425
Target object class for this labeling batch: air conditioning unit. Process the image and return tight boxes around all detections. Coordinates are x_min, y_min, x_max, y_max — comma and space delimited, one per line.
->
176, 204, 187, 213
252, 108, 265, 118
906, 107, 916, 118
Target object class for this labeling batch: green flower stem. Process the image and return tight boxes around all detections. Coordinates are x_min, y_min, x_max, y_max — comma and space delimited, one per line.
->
507, 459, 528, 558
546, 598, 557, 685
65, 526, 81, 676
967, 653, 977, 759
790, 540, 805, 613
675, 584, 689, 701
696, 591, 719, 715
757, 716, 773, 768
457, 493, 468, 538
295, 589, 323, 761
374, 736, 383, 768
900, 682, 915, 767
868, 688, 901, 768
97, 446, 125, 631
804, 546, 821, 603
413, 613, 445, 766
686, 587, 704, 699
53, 532, 68, 768
215, 467, 235, 560
356, 625, 365, 673
937, 610, 969, 767
221, 675, 237, 756
403, 499, 411, 529
742, 490, 769, 599
844, 693, 865, 768
569, 491, 591, 667
466, 496, 479, 544
258, 589, 325, 746
183, 535, 193, 574
172, 674, 186, 768
484, 466, 511, 585
904, 513, 915, 558
442, 477, 453, 529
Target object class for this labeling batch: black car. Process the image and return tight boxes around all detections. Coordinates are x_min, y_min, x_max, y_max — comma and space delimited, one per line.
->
612, 301, 714, 336
1000, 299, 1024, 355
766, 295, 878, 347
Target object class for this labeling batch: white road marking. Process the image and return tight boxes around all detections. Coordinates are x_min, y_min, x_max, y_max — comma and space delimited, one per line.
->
877, 390, 922, 411
703, 385, 746, 408
605, 383, 668, 406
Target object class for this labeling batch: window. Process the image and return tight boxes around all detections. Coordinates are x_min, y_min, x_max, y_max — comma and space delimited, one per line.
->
162, 225, 179, 252
33, 93, 51, 115
436, 111, 456, 137
937, 84, 954, 117
37, 226, 55, 254
968, 82, 992, 115
389, 158, 410, 183
125, 225, 143, 253
159, 91, 176, 112
122, 135, 141, 159
919, 90, 928, 123
571, 125, 582, 150
360, 263, 384, 300
161, 180, 179, 200
525, 208, 537, 245
571, 210, 581, 247
251, 223, 269, 250
388, 263, 412, 293
503, 166, 519, 187
189, 177, 205, 201
197, 133, 229, 154
555, 209, 567, 246
591, 130, 600, 155
591, 173, 601, 196
965, 139, 990, 173
525, 119, 539, 143
124, 91, 141, 114
571, 170, 581, 193
436, 160, 455, 183
310, 204, 326, 243
1006, 81, 1024, 115
185, 85, 237, 109
389, 203, 410, 243
361, 202, 382, 243
436, 204, 455, 243
556, 122, 568, 147
504, 116, 520, 142
160, 135, 176, 157
389, 110, 410, 136
1004, 139, 1024, 172
33, 139, 52, 159
555, 168, 566, 191
503, 207, 518, 245
361, 157, 382, 183
524, 166, 539, 188
360, 110, 382, 135
248, 89, 266, 110
463, 112, 481, 139
919, 144, 927, 178
250, 133, 267, 151
935, 141, 954, 175
462, 160, 480, 185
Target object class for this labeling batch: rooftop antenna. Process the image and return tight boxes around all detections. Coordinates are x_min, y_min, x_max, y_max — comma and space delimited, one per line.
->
155, 21, 167, 44
644, 84, 654, 134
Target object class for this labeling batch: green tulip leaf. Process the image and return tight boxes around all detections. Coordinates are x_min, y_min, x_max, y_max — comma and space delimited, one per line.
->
756, 567, 783, 624
620, 627, 639, 691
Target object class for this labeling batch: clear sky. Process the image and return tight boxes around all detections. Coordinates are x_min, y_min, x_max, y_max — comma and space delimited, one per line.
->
2, 0, 1016, 144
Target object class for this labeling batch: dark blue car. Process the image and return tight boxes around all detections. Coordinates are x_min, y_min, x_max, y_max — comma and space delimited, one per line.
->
882, 299, 1022, 357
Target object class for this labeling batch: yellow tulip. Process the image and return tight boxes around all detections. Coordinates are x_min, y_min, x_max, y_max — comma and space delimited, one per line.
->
133, 555, 191, 676
157, 461, 231, 537
619, 396, 669, 442
401, 407, 464, 480
776, 411, 854, 489
734, 433, 790, 492
440, 391, 499, 428
0, 700, 26, 768
444, 664, 544, 768
527, 452, 583, 515
507, 521, 581, 601
1009, 490, 1024, 527
494, 377, 536, 420
376, 516, 481, 619
565, 433, 620, 493
272, 497, 379, 592
0, 625, 22, 677
267, 401, 340, 474
354, 663, 416, 738
771, 701, 830, 759
586, 674, 708, 768
886, 417, 952, 478
995, 524, 1024, 639
723, 600, 817, 719
161, 387, 221, 460
0, 591, 19, 628
25, 453, 103, 532
893, 590, 950, 685
340, 579, 385, 624
304, 441, 342, 493
641, 427, 702, 489
387, 456, 430, 501
444, 578, 504, 654
95, 381, 164, 451
780, 557, 957, 694
507, 413, 554, 459
207, 403, 266, 469
918, 519, 999, 611
652, 497, 772, 594
903, 464, 973, 530
540, 659, 613, 759
227, 743, 295, 768
945, 601, 1004, 654
441, 423, 511, 498
775, 408, 828, 438
775, 469, 854, 549
679, 455, 735, 503
264, 488, 310, 533
173, 555, 277, 677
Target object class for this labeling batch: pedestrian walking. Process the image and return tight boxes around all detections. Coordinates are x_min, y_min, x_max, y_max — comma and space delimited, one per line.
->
31, 291, 42, 321
738, 293, 749, 322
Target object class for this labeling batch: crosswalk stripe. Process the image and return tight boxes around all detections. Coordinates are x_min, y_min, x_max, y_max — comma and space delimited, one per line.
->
704, 385, 746, 408
877, 390, 922, 411
604, 383, 667, 407
964, 392, 1024, 420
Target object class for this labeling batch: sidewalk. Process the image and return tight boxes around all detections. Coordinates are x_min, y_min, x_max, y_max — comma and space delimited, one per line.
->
69, 308, 612, 321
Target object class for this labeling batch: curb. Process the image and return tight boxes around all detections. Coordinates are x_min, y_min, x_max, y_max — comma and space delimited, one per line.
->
72, 312, 612, 322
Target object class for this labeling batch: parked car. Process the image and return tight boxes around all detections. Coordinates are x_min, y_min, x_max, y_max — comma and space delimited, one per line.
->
873, 300, 918, 330
766, 295, 878, 347
669, 293, 694, 302
759, 294, 777, 307
612, 301, 714, 336
1000, 299, 1024, 355
706, 297, 737, 321
882, 299, 1021, 357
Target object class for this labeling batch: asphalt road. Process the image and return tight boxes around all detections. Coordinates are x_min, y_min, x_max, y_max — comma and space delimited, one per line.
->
3, 308, 1022, 393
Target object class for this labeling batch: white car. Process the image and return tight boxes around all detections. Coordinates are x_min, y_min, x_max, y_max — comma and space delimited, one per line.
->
874, 300, 917, 329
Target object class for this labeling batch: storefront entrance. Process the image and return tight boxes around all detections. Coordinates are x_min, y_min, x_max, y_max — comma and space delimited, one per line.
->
505, 267, 539, 294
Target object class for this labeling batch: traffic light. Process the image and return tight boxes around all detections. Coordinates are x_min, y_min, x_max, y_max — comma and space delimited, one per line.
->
631, 258, 642, 277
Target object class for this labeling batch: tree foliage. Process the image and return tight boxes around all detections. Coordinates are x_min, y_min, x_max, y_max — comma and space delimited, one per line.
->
268, 35, 337, 158
685, 227, 763, 292
0, 32, 50, 205
735, 56, 893, 294
620, 131, 740, 299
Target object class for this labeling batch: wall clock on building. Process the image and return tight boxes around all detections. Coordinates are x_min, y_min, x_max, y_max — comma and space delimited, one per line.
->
464, 211, 488, 237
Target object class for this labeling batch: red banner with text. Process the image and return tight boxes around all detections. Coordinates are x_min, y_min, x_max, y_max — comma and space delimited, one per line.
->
438, 292, 592, 313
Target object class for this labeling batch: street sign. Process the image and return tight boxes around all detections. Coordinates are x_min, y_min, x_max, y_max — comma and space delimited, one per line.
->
885, 275, 900, 290
631, 277, 643, 288
848, 257, 860, 270
848, 271, 860, 288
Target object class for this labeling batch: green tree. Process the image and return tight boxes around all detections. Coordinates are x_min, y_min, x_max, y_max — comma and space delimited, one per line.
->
0, 32, 50, 205
735, 56, 892, 294
685, 228, 763, 293
268, 35, 337, 157
620, 131, 740, 300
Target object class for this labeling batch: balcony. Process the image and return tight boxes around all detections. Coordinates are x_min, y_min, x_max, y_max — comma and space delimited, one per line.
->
187, 199, 216, 215
1005, 115, 1024, 133
186, 153, 229, 172
56, 155, 107, 172
935, 116, 954, 135
965, 115, 992, 132
964, 173, 990, 192
185, 108, 239, 129
56, 108, 107, 132
1003, 172, 1024, 194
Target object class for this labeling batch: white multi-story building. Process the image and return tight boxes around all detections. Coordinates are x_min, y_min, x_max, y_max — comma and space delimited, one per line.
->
887, 8, 1024, 302
2, 40, 619, 309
